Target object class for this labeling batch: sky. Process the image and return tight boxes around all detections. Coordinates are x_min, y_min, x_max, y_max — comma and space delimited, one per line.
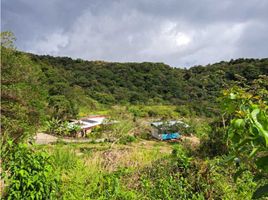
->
2, 0, 268, 67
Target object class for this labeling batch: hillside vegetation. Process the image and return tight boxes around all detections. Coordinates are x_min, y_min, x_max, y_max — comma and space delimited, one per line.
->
30, 53, 268, 115
1, 32, 268, 199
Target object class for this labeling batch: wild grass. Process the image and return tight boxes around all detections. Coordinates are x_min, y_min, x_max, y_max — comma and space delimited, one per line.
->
51, 146, 80, 171
36, 135, 256, 200
38, 140, 172, 199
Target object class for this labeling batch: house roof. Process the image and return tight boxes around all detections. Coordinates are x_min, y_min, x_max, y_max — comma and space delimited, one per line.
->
69, 115, 107, 129
151, 120, 189, 128
80, 116, 106, 129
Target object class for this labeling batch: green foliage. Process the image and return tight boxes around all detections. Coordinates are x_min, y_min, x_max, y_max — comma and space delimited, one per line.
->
0, 31, 16, 48
155, 120, 192, 135
48, 95, 78, 120
45, 117, 61, 134
175, 105, 193, 117
119, 135, 137, 144
45, 118, 81, 136
221, 81, 268, 199
197, 119, 228, 158
31, 53, 268, 116
1, 32, 47, 142
48, 145, 138, 199
108, 120, 134, 143
139, 146, 201, 200
89, 173, 137, 200
223, 86, 267, 160
139, 145, 255, 200
51, 147, 80, 171
1, 141, 58, 199
128, 105, 178, 118
1, 32, 268, 199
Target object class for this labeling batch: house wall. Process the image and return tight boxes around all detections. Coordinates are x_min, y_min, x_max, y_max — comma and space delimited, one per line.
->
151, 127, 181, 140
151, 127, 162, 140
85, 128, 92, 135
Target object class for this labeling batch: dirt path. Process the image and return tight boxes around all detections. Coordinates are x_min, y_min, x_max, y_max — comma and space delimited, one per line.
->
34, 133, 104, 144
34, 133, 200, 149
34, 133, 58, 144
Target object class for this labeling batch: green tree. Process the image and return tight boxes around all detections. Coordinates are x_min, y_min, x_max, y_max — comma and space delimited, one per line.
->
221, 79, 268, 199
1, 32, 47, 142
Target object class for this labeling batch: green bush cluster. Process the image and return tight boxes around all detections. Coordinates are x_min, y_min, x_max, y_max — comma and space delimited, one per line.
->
119, 135, 137, 144
45, 118, 81, 136
29, 44, 268, 116
1, 141, 58, 199
138, 146, 256, 200
220, 84, 268, 199
197, 119, 228, 158
128, 105, 178, 118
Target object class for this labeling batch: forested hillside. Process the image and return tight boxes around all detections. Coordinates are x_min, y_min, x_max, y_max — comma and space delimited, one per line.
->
29, 53, 268, 115
31, 54, 268, 103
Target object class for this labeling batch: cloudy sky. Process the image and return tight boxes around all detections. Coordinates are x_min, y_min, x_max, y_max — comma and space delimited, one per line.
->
2, 0, 268, 67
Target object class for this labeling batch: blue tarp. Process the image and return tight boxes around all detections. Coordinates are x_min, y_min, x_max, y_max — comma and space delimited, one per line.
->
161, 133, 180, 140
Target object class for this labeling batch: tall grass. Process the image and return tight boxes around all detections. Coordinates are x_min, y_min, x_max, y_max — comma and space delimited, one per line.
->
51, 146, 80, 171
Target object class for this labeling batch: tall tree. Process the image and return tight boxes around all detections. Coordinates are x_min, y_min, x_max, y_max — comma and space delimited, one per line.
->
1, 32, 46, 142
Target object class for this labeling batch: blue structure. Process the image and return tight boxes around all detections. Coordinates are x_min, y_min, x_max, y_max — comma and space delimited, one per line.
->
161, 133, 180, 140
151, 120, 188, 140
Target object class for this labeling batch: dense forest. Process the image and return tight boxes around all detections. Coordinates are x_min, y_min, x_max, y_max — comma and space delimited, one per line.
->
31, 53, 268, 106
14, 47, 266, 122
1, 32, 268, 199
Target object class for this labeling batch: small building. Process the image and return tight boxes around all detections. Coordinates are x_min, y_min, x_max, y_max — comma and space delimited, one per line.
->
69, 115, 107, 137
151, 120, 189, 140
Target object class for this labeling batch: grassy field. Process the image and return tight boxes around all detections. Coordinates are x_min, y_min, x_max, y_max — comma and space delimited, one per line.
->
33, 105, 256, 199
35, 136, 255, 200
36, 139, 177, 199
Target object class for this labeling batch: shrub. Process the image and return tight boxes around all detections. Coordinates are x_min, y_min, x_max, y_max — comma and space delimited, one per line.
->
45, 118, 81, 136
1, 141, 58, 199
175, 105, 192, 117
119, 135, 136, 145
138, 145, 255, 200
221, 85, 268, 199
139, 150, 204, 200
197, 119, 228, 158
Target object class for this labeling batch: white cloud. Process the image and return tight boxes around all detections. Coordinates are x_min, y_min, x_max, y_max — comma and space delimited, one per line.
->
175, 33, 191, 46
2, 0, 268, 67
29, 31, 69, 55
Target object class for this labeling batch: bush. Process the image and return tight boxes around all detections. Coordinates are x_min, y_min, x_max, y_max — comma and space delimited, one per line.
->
139, 147, 204, 200
197, 119, 228, 158
175, 105, 192, 117
138, 145, 255, 200
45, 118, 81, 136
119, 135, 136, 145
128, 105, 178, 119
1, 141, 58, 199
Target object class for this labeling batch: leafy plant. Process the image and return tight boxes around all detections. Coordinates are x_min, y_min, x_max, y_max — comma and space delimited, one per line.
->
119, 135, 136, 144
197, 119, 228, 158
221, 83, 268, 199
90, 173, 137, 200
45, 117, 61, 134
1, 141, 59, 199
45, 118, 81, 136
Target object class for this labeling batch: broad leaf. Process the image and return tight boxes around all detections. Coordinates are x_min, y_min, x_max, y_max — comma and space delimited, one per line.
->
252, 184, 268, 199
